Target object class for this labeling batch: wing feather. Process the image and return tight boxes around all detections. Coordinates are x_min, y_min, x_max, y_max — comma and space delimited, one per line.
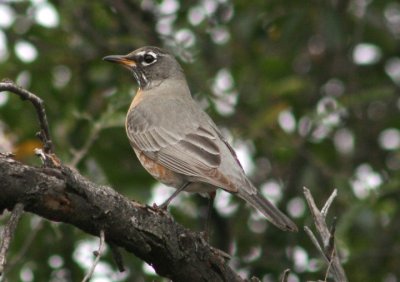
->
126, 98, 237, 191
127, 113, 222, 176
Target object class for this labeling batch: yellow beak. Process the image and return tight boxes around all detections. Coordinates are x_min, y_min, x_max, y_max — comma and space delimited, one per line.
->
103, 55, 136, 68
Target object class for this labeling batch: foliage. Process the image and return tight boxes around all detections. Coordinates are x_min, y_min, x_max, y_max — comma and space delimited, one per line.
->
0, 0, 399, 281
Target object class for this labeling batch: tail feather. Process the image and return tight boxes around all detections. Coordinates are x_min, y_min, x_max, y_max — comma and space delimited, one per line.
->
238, 191, 298, 232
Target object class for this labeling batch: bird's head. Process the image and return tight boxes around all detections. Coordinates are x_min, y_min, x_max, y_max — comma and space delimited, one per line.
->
103, 46, 184, 90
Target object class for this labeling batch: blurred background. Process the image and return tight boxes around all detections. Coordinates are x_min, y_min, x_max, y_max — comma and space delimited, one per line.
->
0, 0, 399, 281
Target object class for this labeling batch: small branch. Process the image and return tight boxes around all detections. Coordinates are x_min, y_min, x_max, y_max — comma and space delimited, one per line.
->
304, 226, 325, 257
326, 217, 337, 256
280, 269, 290, 282
0, 80, 54, 156
82, 230, 106, 282
68, 100, 127, 168
303, 187, 347, 282
303, 187, 331, 246
325, 248, 336, 282
321, 189, 337, 218
5, 218, 44, 273
0, 203, 24, 275
69, 122, 101, 168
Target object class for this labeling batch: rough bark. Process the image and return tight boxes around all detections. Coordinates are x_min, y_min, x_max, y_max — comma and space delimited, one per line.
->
0, 155, 242, 282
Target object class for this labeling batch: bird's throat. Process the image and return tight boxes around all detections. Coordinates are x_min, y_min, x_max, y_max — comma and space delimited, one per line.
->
132, 69, 148, 89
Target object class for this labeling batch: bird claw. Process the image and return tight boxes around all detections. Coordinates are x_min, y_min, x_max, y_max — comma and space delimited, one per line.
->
152, 202, 169, 211
209, 246, 231, 261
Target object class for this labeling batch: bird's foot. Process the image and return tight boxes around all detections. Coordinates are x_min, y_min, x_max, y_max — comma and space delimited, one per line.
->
152, 202, 169, 211
209, 246, 231, 261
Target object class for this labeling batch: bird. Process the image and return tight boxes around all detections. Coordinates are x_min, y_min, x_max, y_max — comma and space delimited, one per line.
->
103, 46, 297, 232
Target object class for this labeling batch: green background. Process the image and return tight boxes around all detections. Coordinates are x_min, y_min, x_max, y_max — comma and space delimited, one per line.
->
0, 0, 399, 281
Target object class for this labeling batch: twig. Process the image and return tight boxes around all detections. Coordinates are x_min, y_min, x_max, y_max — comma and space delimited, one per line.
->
0, 203, 24, 276
325, 248, 335, 282
321, 189, 337, 218
82, 230, 106, 282
280, 269, 291, 282
69, 122, 101, 168
5, 218, 44, 273
0, 80, 53, 155
304, 226, 326, 257
326, 217, 337, 256
303, 188, 331, 246
303, 187, 347, 282
68, 98, 128, 168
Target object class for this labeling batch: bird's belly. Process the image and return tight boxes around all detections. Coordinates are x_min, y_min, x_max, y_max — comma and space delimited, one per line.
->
133, 149, 218, 194
134, 149, 183, 188
183, 182, 217, 193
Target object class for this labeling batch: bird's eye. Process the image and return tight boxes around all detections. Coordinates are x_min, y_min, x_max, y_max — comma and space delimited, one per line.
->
143, 54, 156, 64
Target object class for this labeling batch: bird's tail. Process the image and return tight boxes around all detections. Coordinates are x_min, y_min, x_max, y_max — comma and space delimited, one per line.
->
238, 190, 298, 232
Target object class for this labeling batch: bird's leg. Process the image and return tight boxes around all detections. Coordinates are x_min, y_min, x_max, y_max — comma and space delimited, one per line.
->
203, 191, 216, 242
157, 182, 191, 210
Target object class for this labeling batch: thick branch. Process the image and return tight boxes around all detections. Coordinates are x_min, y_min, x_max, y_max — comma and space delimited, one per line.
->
0, 155, 242, 282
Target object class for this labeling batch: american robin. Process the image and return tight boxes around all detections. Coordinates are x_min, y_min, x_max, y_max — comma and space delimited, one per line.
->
103, 46, 297, 232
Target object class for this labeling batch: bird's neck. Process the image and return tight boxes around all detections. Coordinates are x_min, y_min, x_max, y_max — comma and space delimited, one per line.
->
133, 68, 186, 91
141, 77, 189, 93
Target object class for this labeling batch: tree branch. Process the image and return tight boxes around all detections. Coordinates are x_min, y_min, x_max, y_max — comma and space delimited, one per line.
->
0, 155, 242, 282
0, 80, 59, 167
0, 80, 53, 155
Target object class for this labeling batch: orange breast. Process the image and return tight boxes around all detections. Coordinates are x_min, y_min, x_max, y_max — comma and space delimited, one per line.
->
128, 89, 181, 188
135, 149, 181, 187
130, 89, 145, 109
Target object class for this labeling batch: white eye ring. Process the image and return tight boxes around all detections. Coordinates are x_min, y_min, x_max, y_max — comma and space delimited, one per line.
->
142, 52, 157, 66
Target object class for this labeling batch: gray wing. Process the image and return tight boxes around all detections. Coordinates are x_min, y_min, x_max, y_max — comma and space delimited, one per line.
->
126, 101, 238, 191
